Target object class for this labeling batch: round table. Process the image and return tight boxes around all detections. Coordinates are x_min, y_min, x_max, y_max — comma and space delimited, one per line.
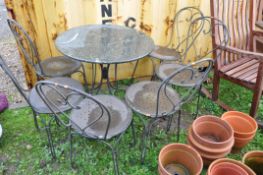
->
55, 24, 154, 93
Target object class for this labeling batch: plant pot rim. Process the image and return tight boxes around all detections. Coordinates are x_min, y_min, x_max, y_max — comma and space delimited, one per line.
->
192, 115, 234, 145
188, 126, 234, 154
158, 143, 203, 175
210, 161, 249, 175
208, 158, 256, 175
242, 150, 263, 163
221, 111, 258, 135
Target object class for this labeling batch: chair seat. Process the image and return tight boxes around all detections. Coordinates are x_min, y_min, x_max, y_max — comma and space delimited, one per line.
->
156, 63, 204, 87
29, 77, 84, 114
125, 81, 180, 117
36, 56, 81, 77
149, 45, 181, 61
219, 58, 259, 84
70, 95, 132, 140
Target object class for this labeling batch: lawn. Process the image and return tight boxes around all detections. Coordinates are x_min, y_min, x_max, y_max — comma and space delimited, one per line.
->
0, 79, 263, 175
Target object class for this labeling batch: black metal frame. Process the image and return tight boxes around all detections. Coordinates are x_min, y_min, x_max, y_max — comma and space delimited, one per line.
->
90, 63, 119, 94
0, 55, 40, 129
155, 16, 229, 118
7, 18, 88, 87
35, 81, 135, 175
131, 6, 205, 79
127, 58, 214, 163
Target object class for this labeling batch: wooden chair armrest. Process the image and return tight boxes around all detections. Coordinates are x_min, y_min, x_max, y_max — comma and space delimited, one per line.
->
218, 45, 263, 60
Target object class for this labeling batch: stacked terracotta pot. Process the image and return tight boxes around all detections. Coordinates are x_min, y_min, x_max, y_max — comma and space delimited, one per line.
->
158, 143, 203, 175
187, 115, 234, 165
221, 111, 258, 149
208, 158, 256, 175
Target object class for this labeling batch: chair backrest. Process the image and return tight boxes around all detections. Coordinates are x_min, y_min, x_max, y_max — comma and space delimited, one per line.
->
183, 16, 229, 62
155, 58, 214, 117
7, 19, 43, 75
166, 7, 204, 56
35, 81, 111, 140
210, 0, 255, 64
0, 55, 30, 104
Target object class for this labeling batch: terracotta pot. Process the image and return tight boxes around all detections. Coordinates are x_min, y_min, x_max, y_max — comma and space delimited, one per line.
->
188, 127, 233, 156
192, 115, 234, 148
221, 111, 258, 138
234, 134, 255, 148
187, 115, 234, 165
221, 111, 257, 149
158, 143, 203, 175
208, 158, 256, 175
242, 150, 263, 175
209, 162, 248, 175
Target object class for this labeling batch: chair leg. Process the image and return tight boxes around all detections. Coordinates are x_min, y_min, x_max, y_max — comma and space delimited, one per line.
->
212, 70, 220, 101
250, 65, 263, 117
194, 85, 202, 119
140, 124, 149, 164
176, 110, 181, 142
80, 64, 89, 92
32, 110, 40, 131
130, 119, 136, 147
102, 141, 120, 175
166, 115, 173, 133
45, 121, 56, 159
131, 60, 139, 79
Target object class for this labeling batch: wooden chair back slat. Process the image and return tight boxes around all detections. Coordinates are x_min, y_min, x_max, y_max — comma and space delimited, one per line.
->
256, 0, 263, 22
211, 0, 252, 66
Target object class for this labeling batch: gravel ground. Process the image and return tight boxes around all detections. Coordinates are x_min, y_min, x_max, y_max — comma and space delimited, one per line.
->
0, 2, 27, 108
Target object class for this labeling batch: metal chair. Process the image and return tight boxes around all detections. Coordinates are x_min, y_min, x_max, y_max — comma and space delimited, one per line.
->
0, 55, 84, 130
7, 19, 88, 87
35, 80, 134, 175
125, 58, 214, 163
131, 6, 204, 79
155, 16, 229, 117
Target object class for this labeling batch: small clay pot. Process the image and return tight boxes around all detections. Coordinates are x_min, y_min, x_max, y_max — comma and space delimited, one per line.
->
208, 158, 256, 175
209, 162, 248, 175
221, 111, 258, 138
187, 115, 234, 165
234, 134, 255, 148
242, 150, 263, 175
158, 143, 203, 175
191, 115, 234, 148
221, 111, 258, 149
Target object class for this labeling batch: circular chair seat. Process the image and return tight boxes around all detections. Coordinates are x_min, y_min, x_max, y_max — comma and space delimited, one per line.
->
125, 81, 180, 117
29, 77, 84, 114
156, 63, 204, 87
149, 46, 181, 61
70, 95, 132, 140
36, 56, 81, 77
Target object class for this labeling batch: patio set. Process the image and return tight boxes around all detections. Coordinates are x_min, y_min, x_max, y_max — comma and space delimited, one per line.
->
0, 0, 263, 174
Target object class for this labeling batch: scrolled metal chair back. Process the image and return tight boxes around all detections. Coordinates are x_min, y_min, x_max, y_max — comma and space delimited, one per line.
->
155, 58, 214, 117
0, 55, 30, 104
182, 16, 230, 62
35, 81, 112, 140
7, 19, 44, 75
167, 6, 204, 56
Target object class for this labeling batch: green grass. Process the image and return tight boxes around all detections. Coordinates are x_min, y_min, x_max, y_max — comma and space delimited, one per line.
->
0, 79, 263, 174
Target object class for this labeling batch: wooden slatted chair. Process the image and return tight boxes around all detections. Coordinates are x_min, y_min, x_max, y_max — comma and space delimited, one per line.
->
211, 0, 263, 117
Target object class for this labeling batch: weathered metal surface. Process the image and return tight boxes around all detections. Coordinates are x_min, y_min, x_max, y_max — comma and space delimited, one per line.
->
4, 0, 212, 86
